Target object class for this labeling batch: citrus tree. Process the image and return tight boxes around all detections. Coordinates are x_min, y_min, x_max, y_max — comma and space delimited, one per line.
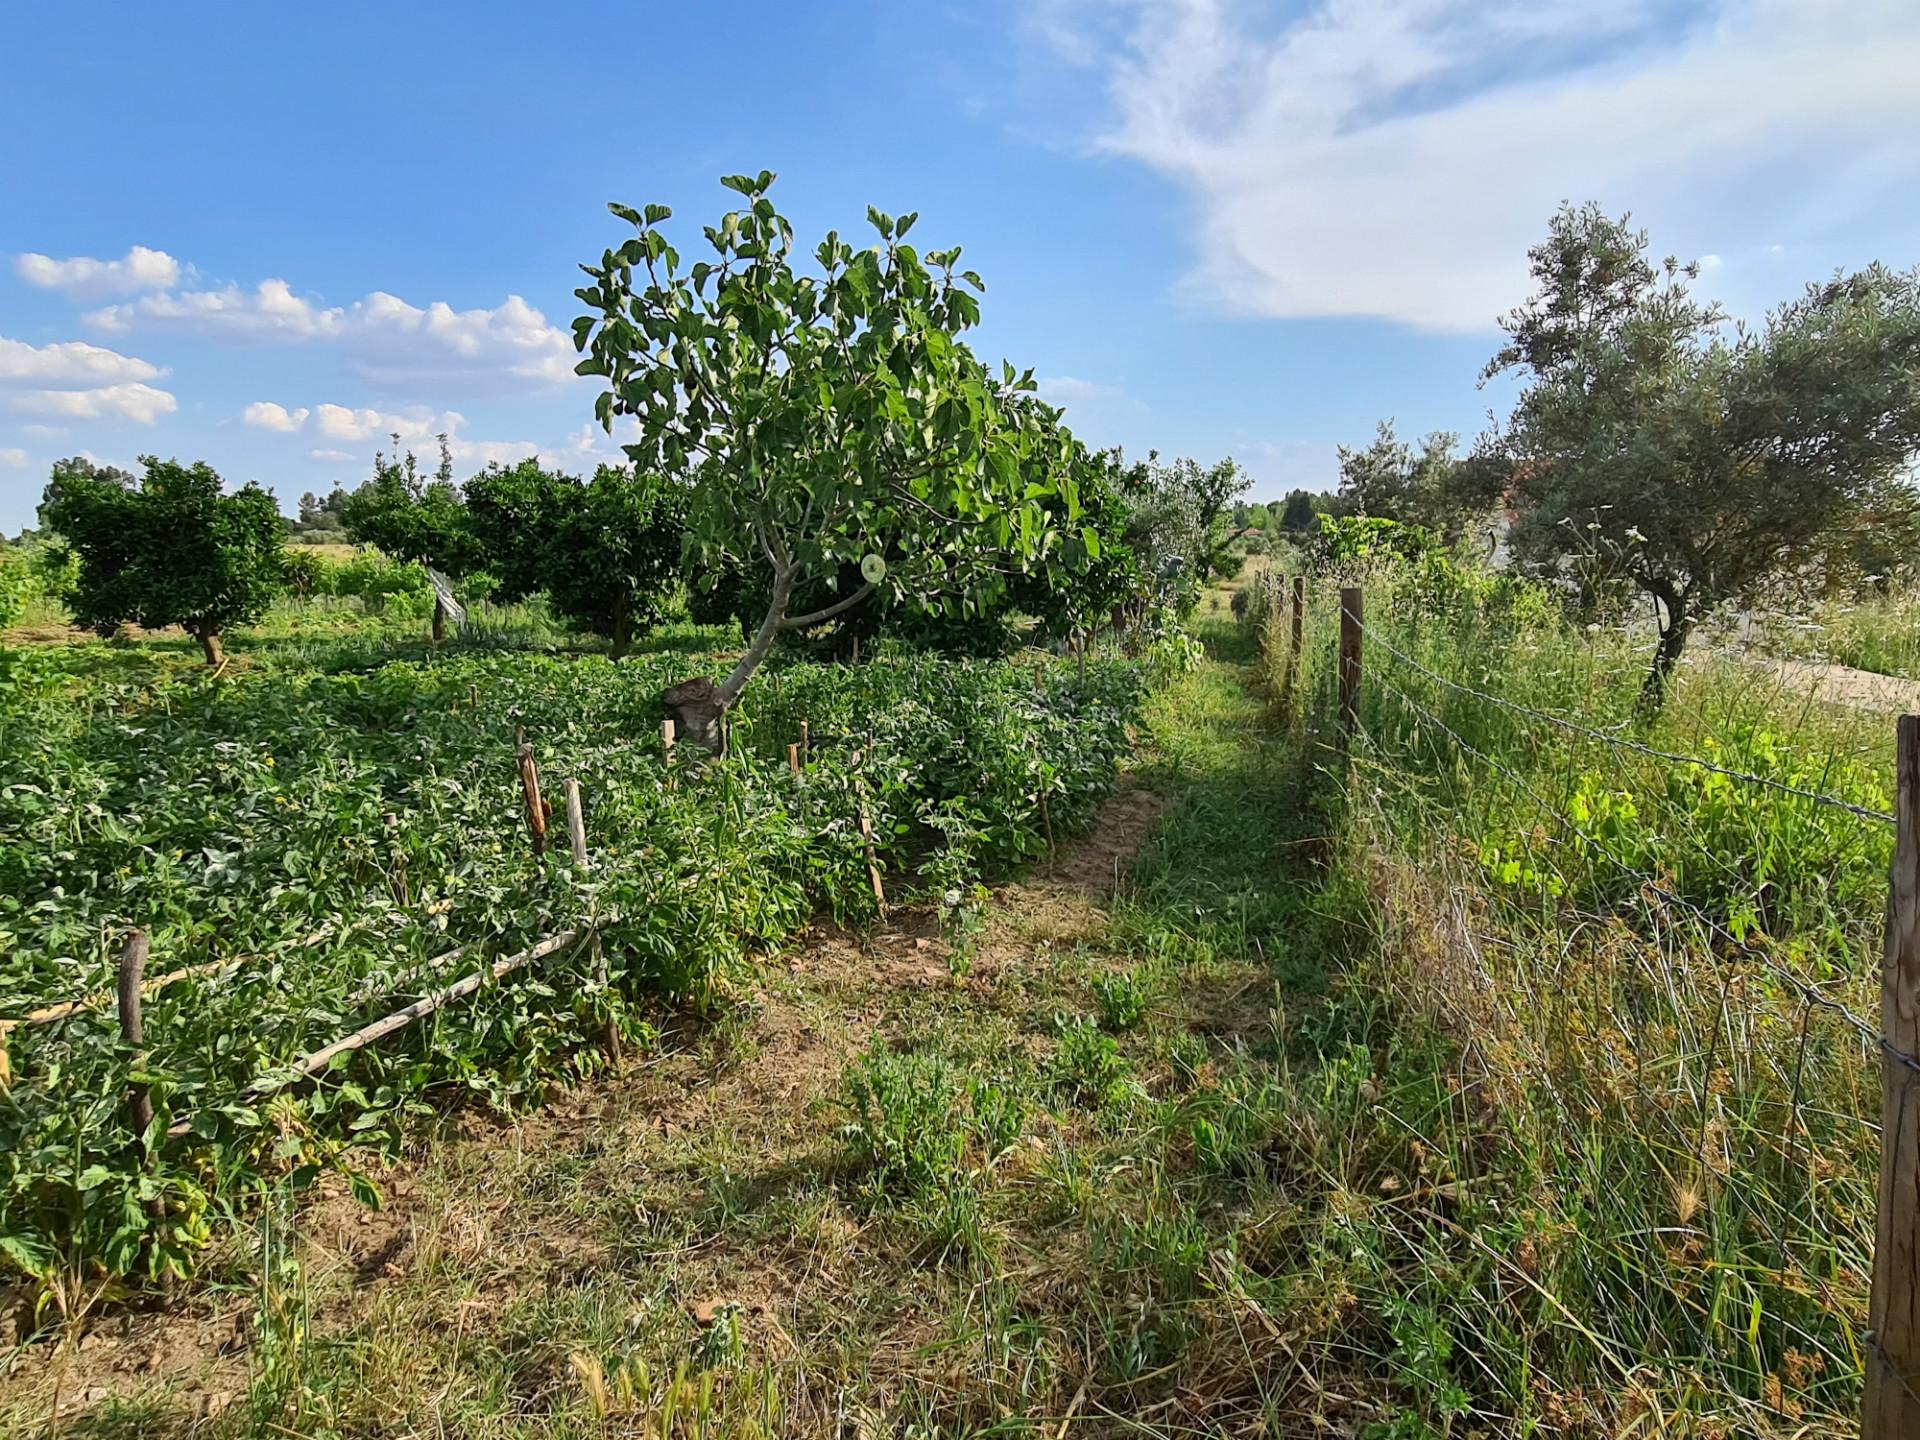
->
39, 456, 284, 666
573, 171, 1096, 744
339, 436, 482, 642
464, 460, 684, 658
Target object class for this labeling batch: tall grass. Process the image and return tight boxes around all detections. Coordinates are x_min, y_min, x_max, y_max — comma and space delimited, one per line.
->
1249, 557, 1889, 1435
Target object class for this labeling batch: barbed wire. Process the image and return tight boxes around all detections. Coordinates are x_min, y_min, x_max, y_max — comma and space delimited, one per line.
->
1341, 693, 1863, 1309
1356, 662, 1918, 1078
1351, 616, 1899, 827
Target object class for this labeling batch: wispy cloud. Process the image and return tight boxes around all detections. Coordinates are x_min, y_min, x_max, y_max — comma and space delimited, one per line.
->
1048, 0, 1920, 331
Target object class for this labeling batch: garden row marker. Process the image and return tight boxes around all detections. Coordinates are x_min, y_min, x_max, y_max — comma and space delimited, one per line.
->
1338, 585, 1363, 750
516, 726, 549, 856
564, 778, 589, 869
1866, 712, 1920, 1438
117, 930, 154, 1150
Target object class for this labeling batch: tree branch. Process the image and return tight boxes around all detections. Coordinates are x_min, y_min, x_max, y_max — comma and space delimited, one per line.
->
781, 580, 876, 631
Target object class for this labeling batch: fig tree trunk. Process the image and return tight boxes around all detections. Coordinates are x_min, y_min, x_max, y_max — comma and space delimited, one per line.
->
195, 625, 224, 668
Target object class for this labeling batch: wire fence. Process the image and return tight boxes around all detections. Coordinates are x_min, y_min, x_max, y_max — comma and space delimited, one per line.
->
1250, 568, 1920, 1434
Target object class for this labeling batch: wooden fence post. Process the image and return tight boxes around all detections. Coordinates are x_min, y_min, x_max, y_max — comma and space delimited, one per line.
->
1279, 575, 1306, 725
799, 720, 810, 766
515, 727, 549, 857
117, 930, 153, 1148
1338, 586, 1363, 746
1290, 575, 1305, 665
1868, 712, 1920, 1438
563, 778, 589, 869
788, 743, 802, 777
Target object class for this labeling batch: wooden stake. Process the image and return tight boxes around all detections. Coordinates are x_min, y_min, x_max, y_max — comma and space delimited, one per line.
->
116, 931, 153, 1149
1338, 586, 1363, 747
563, 778, 589, 869
1279, 575, 1306, 726
242, 931, 583, 1099
799, 720, 810, 765
788, 743, 801, 777
515, 727, 549, 856
856, 780, 888, 919
1867, 712, 1920, 1438
1039, 789, 1055, 871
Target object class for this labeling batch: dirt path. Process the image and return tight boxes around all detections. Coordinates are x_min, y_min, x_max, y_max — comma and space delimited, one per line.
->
1, 781, 1182, 1432
1768, 656, 1920, 712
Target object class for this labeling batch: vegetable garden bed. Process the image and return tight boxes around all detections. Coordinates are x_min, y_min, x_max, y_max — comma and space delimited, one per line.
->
0, 648, 1138, 1305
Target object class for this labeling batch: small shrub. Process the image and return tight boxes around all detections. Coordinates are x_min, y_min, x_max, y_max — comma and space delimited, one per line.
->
1091, 969, 1150, 1031
837, 1047, 965, 1200
1051, 1014, 1133, 1104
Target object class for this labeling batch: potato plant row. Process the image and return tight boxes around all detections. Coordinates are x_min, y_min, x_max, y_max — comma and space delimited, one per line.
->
0, 651, 1139, 1297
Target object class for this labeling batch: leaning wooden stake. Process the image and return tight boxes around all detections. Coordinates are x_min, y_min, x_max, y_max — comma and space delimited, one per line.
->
1338, 586, 1363, 748
563, 778, 589, 869
1867, 712, 1920, 1439
116, 931, 154, 1149
788, 743, 802, 777
516, 727, 549, 856
246, 930, 584, 1096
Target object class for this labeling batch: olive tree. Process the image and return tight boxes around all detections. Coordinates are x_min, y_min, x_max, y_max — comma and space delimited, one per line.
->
1487, 203, 1920, 708
39, 456, 284, 666
573, 172, 1094, 744
464, 460, 684, 658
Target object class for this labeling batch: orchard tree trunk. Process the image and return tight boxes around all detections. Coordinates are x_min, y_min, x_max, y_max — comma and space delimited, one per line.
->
195, 626, 224, 668
609, 610, 632, 662
1638, 590, 1691, 716
661, 563, 876, 750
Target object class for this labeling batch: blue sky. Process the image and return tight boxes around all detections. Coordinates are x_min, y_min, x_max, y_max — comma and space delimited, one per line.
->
4, 0, 1918, 534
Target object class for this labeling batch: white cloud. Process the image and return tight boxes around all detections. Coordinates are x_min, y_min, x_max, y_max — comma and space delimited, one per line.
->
245, 400, 538, 466
91, 278, 577, 390
1037, 375, 1119, 403
1068, 0, 1920, 331
15, 245, 182, 299
89, 278, 342, 341
309, 448, 357, 463
243, 401, 311, 432
0, 335, 162, 387
19, 424, 65, 439
10, 383, 178, 423
0, 335, 175, 424
0, 448, 27, 468
312, 403, 441, 443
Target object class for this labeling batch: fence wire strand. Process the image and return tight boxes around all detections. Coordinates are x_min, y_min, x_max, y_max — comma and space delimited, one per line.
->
1356, 655, 1917, 1078
1353, 615, 1898, 826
